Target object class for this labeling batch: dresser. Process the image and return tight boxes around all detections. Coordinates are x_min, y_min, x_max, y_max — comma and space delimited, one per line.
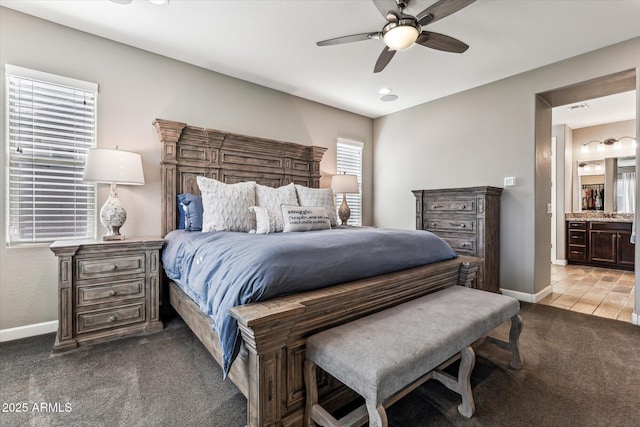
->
413, 187, 503, 293
50, 237, 164, 352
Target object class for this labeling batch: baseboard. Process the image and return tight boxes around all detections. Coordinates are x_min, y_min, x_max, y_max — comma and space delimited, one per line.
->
500, 285, 553, 303
633, 312, 639, 326
552, 259, 568, 266
0, 320, 58, 343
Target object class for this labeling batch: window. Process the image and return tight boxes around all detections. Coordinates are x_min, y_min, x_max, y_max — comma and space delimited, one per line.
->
336, 139, 363, 226
6, 65, 98, 245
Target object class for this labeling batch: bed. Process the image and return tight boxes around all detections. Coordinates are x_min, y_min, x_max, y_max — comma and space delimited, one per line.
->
154, 118, 482, 427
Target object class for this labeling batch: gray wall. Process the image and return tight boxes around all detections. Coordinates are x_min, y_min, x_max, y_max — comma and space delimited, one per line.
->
0, 8, 373, 330
373, 37, 640, 297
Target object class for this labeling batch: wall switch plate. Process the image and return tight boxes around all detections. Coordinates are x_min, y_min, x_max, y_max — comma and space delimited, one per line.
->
504, 177, 516, 187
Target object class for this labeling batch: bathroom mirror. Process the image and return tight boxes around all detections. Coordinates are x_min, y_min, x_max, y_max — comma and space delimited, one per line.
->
576, 156, 635, 212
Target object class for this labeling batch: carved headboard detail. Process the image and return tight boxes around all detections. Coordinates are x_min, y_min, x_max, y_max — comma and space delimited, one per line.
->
154, 119, 327, 236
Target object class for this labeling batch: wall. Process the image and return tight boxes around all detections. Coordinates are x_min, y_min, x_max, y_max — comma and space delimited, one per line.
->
0, 8, 373, 331
373, 37, 640, 297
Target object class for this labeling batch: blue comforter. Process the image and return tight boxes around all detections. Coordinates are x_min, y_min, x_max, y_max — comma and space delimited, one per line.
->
162, 227, 457, 376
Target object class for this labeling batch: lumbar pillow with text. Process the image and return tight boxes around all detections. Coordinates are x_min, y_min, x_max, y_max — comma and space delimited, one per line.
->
197, 176, 256, 232
294, 185, 337, 227
281, 205, 331, 232
249, 206, 284, 234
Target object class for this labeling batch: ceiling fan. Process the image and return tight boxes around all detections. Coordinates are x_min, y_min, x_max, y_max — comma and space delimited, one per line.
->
317, 0, 476, 73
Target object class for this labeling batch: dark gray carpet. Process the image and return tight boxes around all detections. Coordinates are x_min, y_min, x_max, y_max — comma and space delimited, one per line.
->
1, 302, 639, 427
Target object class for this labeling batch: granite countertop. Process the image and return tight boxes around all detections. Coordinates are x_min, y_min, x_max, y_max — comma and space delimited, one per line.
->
565, 213, 634, 223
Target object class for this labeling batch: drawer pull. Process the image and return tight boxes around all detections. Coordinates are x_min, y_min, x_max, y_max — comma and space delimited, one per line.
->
109, 315, 117, 322
109, 264, 117, 270
461, 243, 469, 247
432, 205, 441, 209
455, 223, 466, 228
571, 235, 581, 239
571, 251, 582, 254
109, 290, 117, 296
431, 222, 437, 226
461, 205, 466, 209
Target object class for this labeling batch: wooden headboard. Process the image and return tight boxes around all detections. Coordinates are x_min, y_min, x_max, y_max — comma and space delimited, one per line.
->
154, 119, 327, 236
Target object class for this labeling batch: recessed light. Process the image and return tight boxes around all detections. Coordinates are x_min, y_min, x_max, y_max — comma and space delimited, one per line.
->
378, 88, 393, 95
380, 94, 398, 102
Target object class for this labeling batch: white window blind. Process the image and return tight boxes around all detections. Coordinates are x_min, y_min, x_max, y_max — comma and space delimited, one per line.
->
6, 65, 98, 245
336, 139, 363, 226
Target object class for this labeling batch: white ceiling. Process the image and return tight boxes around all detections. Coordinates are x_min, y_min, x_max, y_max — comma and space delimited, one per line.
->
552, 90, 637, 130
2, 0, 640, 120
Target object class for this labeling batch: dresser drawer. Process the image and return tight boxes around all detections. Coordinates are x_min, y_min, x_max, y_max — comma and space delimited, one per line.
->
425, 199, 475, 213
568, 230, 586, 245
425, 217, 475, 233
76, 254, 145, 281
443, 237, 476, 254
76, 279, 145, 307
76, 303, 145, 334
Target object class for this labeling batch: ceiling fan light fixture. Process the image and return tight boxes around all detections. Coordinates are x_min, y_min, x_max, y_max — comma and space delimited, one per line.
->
383, 23, 420, 51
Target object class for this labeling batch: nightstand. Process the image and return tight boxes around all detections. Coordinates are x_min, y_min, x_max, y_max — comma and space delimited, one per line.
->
50, 237, 165, 352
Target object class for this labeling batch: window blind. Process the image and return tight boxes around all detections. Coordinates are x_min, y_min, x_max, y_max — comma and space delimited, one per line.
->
6, 65, 98, 245
336, 139, 363, 226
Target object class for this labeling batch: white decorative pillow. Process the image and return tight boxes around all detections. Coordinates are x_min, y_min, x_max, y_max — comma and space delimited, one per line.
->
196, 176, 256, 232
281, 205, 331, 232
256, 182, 298, 210
249, 206, 284, 234
294, 185, 337, 227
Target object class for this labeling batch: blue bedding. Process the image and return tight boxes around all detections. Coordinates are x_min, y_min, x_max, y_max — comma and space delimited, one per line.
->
162, 227, 457, 376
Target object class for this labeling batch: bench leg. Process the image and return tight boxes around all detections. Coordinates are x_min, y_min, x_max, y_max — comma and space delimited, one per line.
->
484, 314, 523, 369
432, 346, 476, 419
365, 400, 388, 427
508, 314, 523, 369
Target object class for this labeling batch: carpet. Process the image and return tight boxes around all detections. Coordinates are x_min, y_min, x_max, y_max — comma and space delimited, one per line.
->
1, 302, 638, 426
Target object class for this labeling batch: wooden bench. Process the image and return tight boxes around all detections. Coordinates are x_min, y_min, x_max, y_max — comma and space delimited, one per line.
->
304, 285, 523, 427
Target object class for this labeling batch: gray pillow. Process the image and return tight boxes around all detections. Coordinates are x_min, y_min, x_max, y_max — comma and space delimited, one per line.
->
197, 176, 256, 232
294, 185, 337, 227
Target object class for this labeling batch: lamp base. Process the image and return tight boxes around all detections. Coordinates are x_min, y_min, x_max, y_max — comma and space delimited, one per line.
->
100, 183, 127, 241
338, 194, 351, 226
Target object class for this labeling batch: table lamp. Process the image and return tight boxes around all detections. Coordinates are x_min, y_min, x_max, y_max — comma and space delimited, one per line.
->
83, 146, 145, 241
331, 172, 359, 225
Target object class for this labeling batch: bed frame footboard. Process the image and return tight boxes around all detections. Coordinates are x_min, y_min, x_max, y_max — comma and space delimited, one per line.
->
229, 257, 480, 427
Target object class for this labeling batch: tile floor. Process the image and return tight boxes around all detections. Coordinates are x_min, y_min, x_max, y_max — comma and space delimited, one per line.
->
540, 264, 635, 323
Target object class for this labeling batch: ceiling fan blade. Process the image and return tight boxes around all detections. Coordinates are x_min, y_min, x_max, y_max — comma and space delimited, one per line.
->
372, 0, 400, 18
416, 0, 476, 26
374, 47, 396, 73
417, 31, 469, 53
317, 32, 380, 47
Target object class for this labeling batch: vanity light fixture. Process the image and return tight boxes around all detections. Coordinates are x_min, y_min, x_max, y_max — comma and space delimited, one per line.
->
581, 136, 637, 153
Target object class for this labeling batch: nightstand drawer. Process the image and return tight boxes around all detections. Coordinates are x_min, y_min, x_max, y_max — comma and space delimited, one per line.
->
425, 199, 475, 213
77, 303, 145, 334
425, 217, 475, 233
77, 279, 145, 307
77, 254, 145, 280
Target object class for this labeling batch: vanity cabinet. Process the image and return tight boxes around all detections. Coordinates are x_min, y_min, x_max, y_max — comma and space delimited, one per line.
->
566, 221, 634, 270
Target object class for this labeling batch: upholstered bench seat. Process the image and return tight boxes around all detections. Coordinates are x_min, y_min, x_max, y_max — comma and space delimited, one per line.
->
304, 285, 523, 427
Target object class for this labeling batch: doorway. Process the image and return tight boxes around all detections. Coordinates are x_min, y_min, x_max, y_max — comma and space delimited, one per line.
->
535, 69, 638, 324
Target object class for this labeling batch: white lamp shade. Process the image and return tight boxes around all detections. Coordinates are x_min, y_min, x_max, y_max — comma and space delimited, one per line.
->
83, 148, 145, 185
331, 173, 359, 194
